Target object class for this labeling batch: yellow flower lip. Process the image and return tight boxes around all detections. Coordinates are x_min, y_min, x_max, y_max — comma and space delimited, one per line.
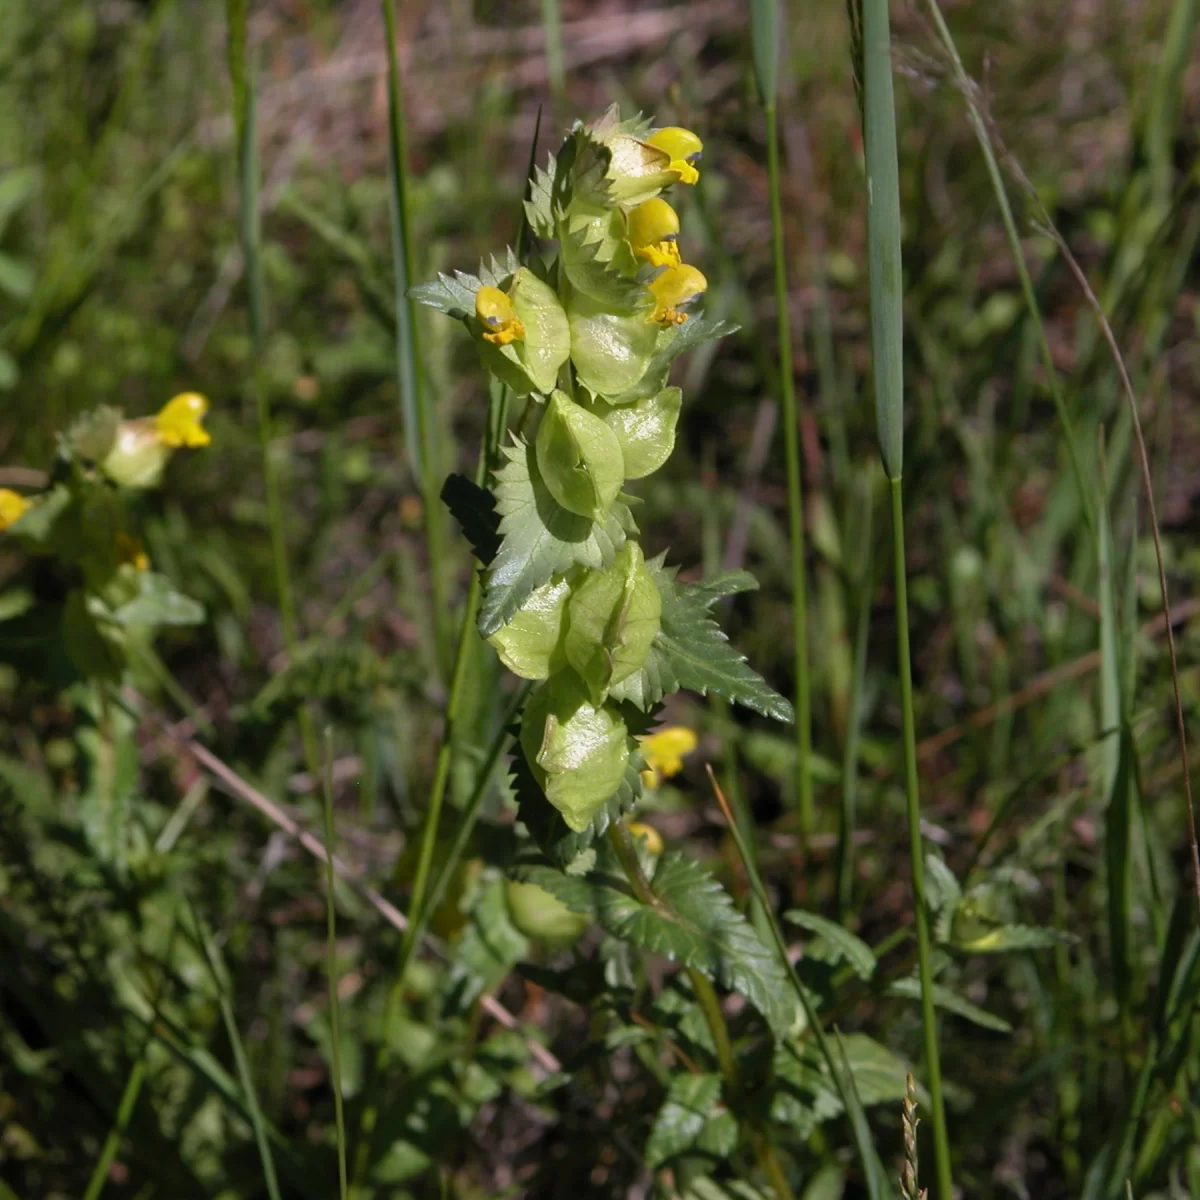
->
628, 197, 683, 269
0, 488, 31, 532
647, 127, 703, 185
155, 392, 211, 448
639, 725, 698, 789
475, 285, 526, 346
648, 264, 708, 325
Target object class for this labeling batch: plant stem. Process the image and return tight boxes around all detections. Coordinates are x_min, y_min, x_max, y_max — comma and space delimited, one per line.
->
686, 967, 738, 1092
81, 1058, 147, 1200
764, 102, 813, 839
890, 476, 953, 1199
320, 731, 349, 1200
380, 0, 449, 674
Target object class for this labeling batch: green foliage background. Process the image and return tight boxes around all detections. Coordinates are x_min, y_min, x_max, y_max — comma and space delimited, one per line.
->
2, 0, 1200, 1197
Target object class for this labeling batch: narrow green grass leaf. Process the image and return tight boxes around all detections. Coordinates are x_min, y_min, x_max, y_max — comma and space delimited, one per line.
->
886, 977, 1013, 1034
750, 0, 780, 105
320, 732, 348, 1200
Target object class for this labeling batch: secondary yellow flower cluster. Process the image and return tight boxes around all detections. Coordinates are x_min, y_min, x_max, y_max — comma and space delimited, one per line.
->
639, 725, 698, 790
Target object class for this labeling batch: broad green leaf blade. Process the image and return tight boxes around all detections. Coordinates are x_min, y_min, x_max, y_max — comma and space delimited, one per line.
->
784, 910, 876, 979
480, 437, 634, 636
597, 851, 797, 1038
440, 473, 501, 566
408, 248, 521, 317
645, 1073, 736, 1170
886, 976, 1013, 1033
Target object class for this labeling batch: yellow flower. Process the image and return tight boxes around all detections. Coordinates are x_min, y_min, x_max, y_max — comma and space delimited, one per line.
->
646, 127, 703, 186
115, 533, 150, 572
475, 285, 526, 346
0, 488, 31, 532
627, 197, 682, 269
648, 264, 707, 325
639, 725, 698, 790
626, 820, 664, 855
155, 392, 211, 448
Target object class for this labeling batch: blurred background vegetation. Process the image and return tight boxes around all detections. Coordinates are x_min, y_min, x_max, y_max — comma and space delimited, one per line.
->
2, 0, 1200, 1196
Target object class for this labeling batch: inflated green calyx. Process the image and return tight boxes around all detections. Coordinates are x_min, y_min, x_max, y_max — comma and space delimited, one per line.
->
565, 541, 661, 704
520, 671, 630, 833
535, 390, 626, 520
487, 573, 572, 679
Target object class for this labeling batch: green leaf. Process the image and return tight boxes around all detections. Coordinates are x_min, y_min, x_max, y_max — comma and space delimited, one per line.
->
559, 223, 654, 317
523, 156, 558, 239
597, 851, 797, 1038
8, 484, 71, 545
593, 386, 681, 480
446, 870, 529, 1010
536, 390, 626, 519
409, 247, 521, 317
607, 317, 739, 406
646, 1073, 737, 1170
510, 733, 644, 868
784, 910, 876, 980
564, 541, 661, 704
568, 291, 659, 398
488, 574, 572, 679
0, 252, 34, 300
925, 852, 963, 943
440, 473, 501, 566
109, 572, 205, 628
885, 977, 1013, 1033
952, 922, 1074, 954
608, 560, 792, 722
480, 437, 633, 637
519, 673, 630, 833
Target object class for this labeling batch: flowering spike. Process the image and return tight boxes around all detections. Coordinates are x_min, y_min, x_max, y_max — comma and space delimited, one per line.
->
646, 127, 703, 185
155, 392, 211, 448
475, 285, 526, 346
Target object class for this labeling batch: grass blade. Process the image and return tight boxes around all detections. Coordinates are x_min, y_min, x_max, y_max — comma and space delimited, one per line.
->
320, 731, 349, 1200
861, 0, 953, 1191
753, 0, 814, 836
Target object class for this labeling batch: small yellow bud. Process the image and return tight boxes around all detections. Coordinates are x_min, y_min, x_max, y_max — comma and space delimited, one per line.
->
0, 489, 31, 532
155, 392, 211, 449
647, 127, 703, 185
639, 725, 698, 790
648, 264, 708, 325
626, 821, 664, 855
627, 198, 682, 268
475, 285, 526, 346
116, 533, 150, 572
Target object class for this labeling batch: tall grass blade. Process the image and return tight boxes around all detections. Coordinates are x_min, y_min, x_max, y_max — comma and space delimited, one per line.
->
860, 0, 952, 1189
753, 0, 814, 836
320, 730, 349, 1200
1143, 0, 1200, 206
540, 0, 565, 109
80, 1056, 147, 1200
380, 0, 448, 667
192, 908, 283, 1200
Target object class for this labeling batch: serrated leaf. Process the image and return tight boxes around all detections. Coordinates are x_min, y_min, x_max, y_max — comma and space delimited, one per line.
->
409, 247, 520, 317
784, 910, 876, 979
597, 851, 797, 1038
109, 572, 205, 628
441, 473, 501, 566
446, 870, 528, 1010
885, 976, 1013, 1033
560, 223, 653, 316
510, 731, 644, 868
524, 156, 558, 239
646, 1073, 736, 1170
608, 561, 792, 722
480, 437, 633, 636
607, 317, 739, 406
953, 922, 1074, 954
925, 852, 963, 943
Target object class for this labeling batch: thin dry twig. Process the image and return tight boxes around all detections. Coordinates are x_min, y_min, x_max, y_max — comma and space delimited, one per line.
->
162, 730, 561, 1074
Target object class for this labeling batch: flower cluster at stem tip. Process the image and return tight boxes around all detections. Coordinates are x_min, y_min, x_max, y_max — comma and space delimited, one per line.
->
414, 108, 735, 840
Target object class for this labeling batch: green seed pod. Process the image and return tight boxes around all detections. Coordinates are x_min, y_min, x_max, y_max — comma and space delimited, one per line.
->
505, 879, 590, 948
536, 390, 625, 520
592, 387, 681, 480
520, 672, 630, 833
568, 290, 658, 398
565, 541, 661, 704
478, 267, 570, 395
487, 573, 572, 679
